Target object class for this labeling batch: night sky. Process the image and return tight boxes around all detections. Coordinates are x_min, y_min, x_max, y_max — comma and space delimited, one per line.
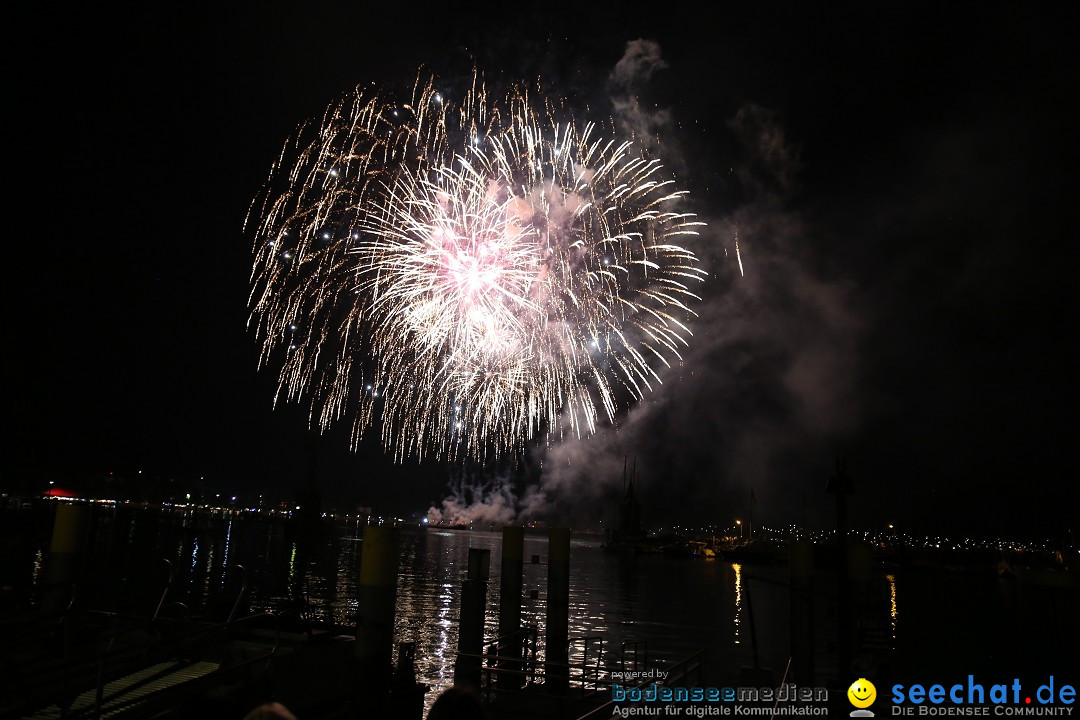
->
11, 2, 1077, 534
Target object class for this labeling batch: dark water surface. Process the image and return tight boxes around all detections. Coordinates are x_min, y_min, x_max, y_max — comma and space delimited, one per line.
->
4, 504, 1076, 707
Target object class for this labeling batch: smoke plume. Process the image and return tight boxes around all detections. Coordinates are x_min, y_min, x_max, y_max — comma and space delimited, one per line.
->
428, 40, 865, 530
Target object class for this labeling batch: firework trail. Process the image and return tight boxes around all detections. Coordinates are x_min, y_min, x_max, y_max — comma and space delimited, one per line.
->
247, 73, 706, 461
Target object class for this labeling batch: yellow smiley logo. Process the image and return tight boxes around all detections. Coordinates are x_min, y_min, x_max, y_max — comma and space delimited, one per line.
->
848, 678, 877, 709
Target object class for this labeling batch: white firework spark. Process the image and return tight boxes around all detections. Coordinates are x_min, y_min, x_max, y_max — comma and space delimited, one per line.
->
247, 73, 706, 461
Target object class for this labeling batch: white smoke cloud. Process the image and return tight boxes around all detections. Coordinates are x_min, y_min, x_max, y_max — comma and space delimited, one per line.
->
609, 39, 674, 155
611, 38, 668, 87
426, 40, 864, 528
527, 66, 864, 527
728, 103, 800, 194
426, 472, 518, 527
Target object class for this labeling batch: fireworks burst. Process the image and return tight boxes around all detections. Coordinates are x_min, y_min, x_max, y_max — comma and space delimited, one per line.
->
247, 73, 706, 461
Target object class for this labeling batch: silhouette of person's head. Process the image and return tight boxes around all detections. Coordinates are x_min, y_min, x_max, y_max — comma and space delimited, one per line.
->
243, 702, 297, 720
427, 686, 486, 720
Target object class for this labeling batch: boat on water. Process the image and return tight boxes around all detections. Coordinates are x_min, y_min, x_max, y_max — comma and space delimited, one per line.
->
721, 539, 789, 564
601, 462, 660, 554
660, 537, 720, 558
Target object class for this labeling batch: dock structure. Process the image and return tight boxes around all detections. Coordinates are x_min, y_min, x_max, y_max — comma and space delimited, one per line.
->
454, 547, 490, 690
5, 514, 707, 720
497, 525, 525, 690
355, 525, 401, 702
446, 526, 702, 720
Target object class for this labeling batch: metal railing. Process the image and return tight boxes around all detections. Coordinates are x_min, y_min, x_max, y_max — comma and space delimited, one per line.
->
573, 649, 706, 720
662, 649, 704, 688
620, 639, 648, 675
458, 628, 700, 714
6, 560, 276, 720
568, 635, 604, 696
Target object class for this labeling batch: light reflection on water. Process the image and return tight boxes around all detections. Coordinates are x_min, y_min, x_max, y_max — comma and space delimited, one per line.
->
10, 504, 1079, 715
886, 572, 898, 645
732, 562, 743, 645
30, 512, 798, 700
